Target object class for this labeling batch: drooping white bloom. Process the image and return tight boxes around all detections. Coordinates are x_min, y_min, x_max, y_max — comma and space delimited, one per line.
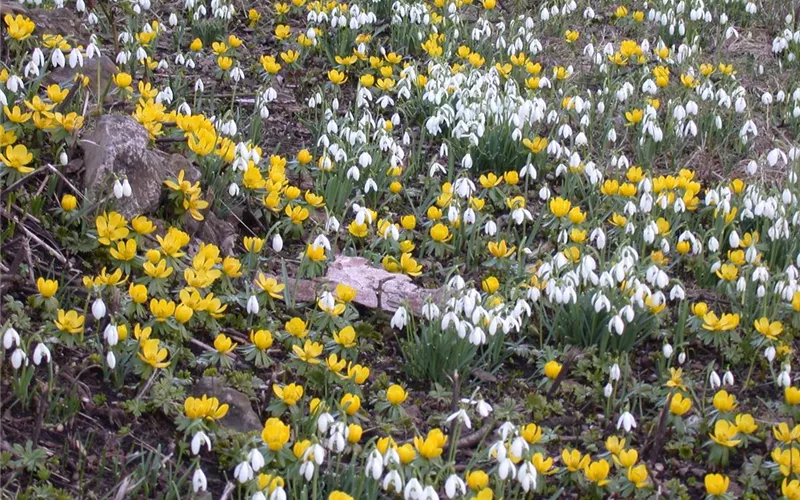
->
616, 411, 637, 432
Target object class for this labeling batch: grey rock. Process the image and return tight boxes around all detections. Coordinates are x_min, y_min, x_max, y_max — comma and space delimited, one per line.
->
79, 115, 200, 219
192, 377, 262, 433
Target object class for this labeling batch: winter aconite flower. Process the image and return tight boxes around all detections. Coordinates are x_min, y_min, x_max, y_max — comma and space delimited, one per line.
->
55, 309, 85, 334
414, 429, 447, 459
261, 418, 291, 451
386, 385, 408, 405
138, 339, 170, 368
704, 474, 730, 496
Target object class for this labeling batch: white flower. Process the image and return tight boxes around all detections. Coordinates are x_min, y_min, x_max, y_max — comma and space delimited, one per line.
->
446, 409, 472, 429
616, 411, 637, 432
404, 478, 423, 499
234, 461, 254, 483
92, 298, 106, 320
106, 351, 116, 369
272, 234, 283, 252
317, 412, 334, 433
765, 346, 776, 362
366, 450, 383, 480
191, 431, 211, 455
104, 324, 119, 346
517, 461, 538, 492
269, 487, 287, 500
122, 179, 132, 197
678, 352, 687, 364
3, 327, 20, 349
663, 344, 674, 358
32, 343, 51, 365
709, 370, 721, 389
383, 470, 403, 492
248, 449, 265, 471
192, 468, 207, 492
723, 371, 735, 386
247, 295, 260, 314
498, 458, 517, 480
476, 400, 493, 417
444, 474, 466, 498
610, 363, 621, 381
603, 383, 613, 398
391, 307, 408, 330
11, 349, 27, 369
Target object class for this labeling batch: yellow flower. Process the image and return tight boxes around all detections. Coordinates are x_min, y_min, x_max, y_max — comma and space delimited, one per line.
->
243, 236, 265, 253
36, 277, 58, 298
340, 393, 361, 416
131, 216, 156, 234
605, 436, 626, 455
255, 273, 285, 299
4, 14, 36, 40
273, 383, 304, 405
335, 283, 357, 303
549, 197, 571, 218
754, 317, 783, 340
292, 340, 323, 364
466, 470, 489, 491
704, 474, 729, 496
144, 259, 173, 279
786, 387, 800, 405
274, 24, 291, 39
481, 276, 499, 294
214, 334, 237, 354
488, 240, 515, 258
544, 360, 562, 380
709, 420, 741, 447
138, 338, 170, 368
614, 5, 628, 17
1, 144, 34, 174
613, 449, 638, 468
397, 443, 416, 463
735, 413, 758, 434
109, 239, 137, 261
327, 353, 346, 373
174, 304, 193, 324
583, 459, 610, 486
429, 223, 451, 243
715, 263, 739, 281
400, 253, 422, 276
250, 330, 273, 350
285, 317, 309, 338
531, 452, 555, 474
129, 283, 148, 304
334, 326, 357, 348
297, 149, 313, 164
185, 395, 229, 420
564, 30, 579, 43
670, 393, 692, 416
773, 422, 800, 443
328, 69, 348, 85
712, 390, 737, 412
522, 136, 548, 154
149, 299, 176, 322
783, 479, 800, 500
54, 309, 84, 334
262, 418, 291, 450
305, 243, 326, 262
561, 448, 590, 472
702, 312, 740, 331
414, 428, 447, 459
387, 384, 408, 405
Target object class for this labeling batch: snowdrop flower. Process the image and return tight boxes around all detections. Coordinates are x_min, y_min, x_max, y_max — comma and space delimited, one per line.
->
391, 306, 408, 329
498, 457, 517, 480
92, 298, 106, 319
192, 468, 207, 492
445, 474, 466, 498
3, 327, 20, 349
709, 370, 721, 389
366, 450, 383, 479
610, 363, 621, 381
604, 383, 613, 398
476, 400, 493, 418
383, 470, 403, 493
247, 295, 260, 314
518, 461, 537, 492
234, 461, 254, 483
617, 411, 637, 432
272, 234, 283, 252
778, 370, 791, 387
10, 349, 26, 369
723, 371, 735, 386
765, 346, 776, 362
404, 478, 423, 499
248, 449, 265, 471
113, 179, 124, 198
446, 409, 472, 429
104, 324, 119, 346
32, 343, 51, 365
191, 431, 211, 455
317, 412, 334, 433
106, 351, 116, 369
678, 352, 687, 364
663, 344, 674, 358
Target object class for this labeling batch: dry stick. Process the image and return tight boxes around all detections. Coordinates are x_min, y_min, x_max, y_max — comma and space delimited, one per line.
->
135, 369, 159, 401
112, 476, 132, 500
219, 482, 236, 500
445, 370, 461, 460
457, 419, 496, 448
45, 163, 89, 200
0, 165, 48, 195
546, 347, 580, 399
189, 337, 238, 360
1, 210, 67, 264
647, 392, 674, 463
